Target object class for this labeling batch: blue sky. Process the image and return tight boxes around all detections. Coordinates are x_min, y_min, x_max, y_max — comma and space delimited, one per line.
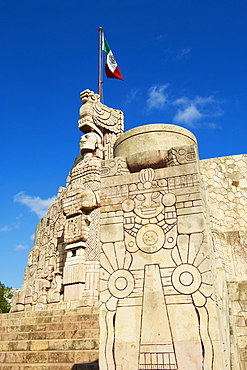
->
0, 0, 246, 288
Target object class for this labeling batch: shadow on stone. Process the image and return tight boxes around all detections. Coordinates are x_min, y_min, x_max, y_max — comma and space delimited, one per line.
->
71, 359, 99, 370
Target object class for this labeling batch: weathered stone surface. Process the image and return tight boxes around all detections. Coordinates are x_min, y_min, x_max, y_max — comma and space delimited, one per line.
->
99, 124, 230, 369
10, 90, 124, 314
3, 90, 247, 369
114, 123, 197, 158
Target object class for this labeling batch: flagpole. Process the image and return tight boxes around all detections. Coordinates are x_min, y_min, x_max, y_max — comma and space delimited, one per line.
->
98, 27, 103, 102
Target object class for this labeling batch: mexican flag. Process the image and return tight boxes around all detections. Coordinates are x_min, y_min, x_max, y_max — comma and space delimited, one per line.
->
102, 35, 124, 81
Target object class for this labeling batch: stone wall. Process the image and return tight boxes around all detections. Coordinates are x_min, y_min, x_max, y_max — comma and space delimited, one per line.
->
200, 154, 247, 232
200, 154, 247, 370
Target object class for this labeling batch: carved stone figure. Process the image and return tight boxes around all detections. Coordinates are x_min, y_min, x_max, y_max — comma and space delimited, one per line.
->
78, 89, 124, 159
11, 90, 124, 311
62, 132, 102, 302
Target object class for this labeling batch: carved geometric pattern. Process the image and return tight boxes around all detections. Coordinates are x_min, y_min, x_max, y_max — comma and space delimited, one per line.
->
167, 145, 196, 167
139, 352, 177, 370
101, 157, 129, 177
86, 208, 100, 261
171, 233, 213, 307
172, 264, 202, 295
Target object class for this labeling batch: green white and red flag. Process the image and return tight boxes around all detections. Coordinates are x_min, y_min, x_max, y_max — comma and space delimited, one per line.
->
102, 35, 124, 81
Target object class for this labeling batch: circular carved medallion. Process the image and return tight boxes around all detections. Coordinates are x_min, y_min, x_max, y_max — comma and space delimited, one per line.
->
172, 264, 201, 295
108, 269, 134, 298
122, 198, 135, 212
136, 224, 164, 253
162, 193, 176, 207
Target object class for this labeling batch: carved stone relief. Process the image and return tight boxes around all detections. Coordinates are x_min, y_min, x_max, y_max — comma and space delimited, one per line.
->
167, 145, 197, 166
11, 193, 66, 312
100, 125, 230, 369
11, 90, 124, 311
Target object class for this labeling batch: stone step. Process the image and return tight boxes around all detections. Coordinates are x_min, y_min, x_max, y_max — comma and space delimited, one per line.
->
0, 318, 99, 335
0, 308, 99, 368
24, 364, 79, 370
0, 338, 99, 352
0, 328, 99, 341
0, 308, 98, 322
0, 365, 25, 370
0, 312, 99, 327
0, 349, 98, 364
0, 307, 98, 320
0, 363, 97, 370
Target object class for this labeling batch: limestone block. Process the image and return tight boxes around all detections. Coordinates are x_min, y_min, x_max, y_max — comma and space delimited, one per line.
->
101, 223, 123, 243
25, 351, 49, 363
30, 340, 49, 351
100, 123, 229, 369
63, 246, 86, 285
177, 213, 205, 234
74, 351, 99, 365
64, 284, 84, 302
63, 261, 86, 285
48, 351, 75, 363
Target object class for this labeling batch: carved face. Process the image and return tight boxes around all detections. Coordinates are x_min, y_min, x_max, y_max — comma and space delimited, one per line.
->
134, 191, 163, 218
80, 132, 101, 154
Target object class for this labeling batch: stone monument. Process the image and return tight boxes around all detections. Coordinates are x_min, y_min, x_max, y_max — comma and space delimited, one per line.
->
8, 90, 247, 369
99, 124, 229, 369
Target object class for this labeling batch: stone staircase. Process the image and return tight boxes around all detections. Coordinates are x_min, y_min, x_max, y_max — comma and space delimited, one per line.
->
0, 307, 99, 370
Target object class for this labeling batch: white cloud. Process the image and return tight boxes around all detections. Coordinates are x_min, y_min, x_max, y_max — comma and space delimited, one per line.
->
15, 213, 23, 220
173, 95, 215, 107
174, 47, 191, 61
14, 244, 29, 251
174, 105, 202, 126
30, 233, 35, 240
14, 191, 56, 219
207, 122, 221, 129
156, 34, 164, 40
173, 97, 189, 105
192, 96, 214, 105
164, 47, 191, 62
147, 84, 169, 110
0, 225, 12, 232
145, 84, 224, 128
173, 95, 224, 128
125, 88, 141, 104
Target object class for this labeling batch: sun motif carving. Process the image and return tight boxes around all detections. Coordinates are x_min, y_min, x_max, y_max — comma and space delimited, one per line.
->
171, 233, 213, 307
108, 269, 134, 298
136, 224, 164, 253
100, 242, 134, 311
